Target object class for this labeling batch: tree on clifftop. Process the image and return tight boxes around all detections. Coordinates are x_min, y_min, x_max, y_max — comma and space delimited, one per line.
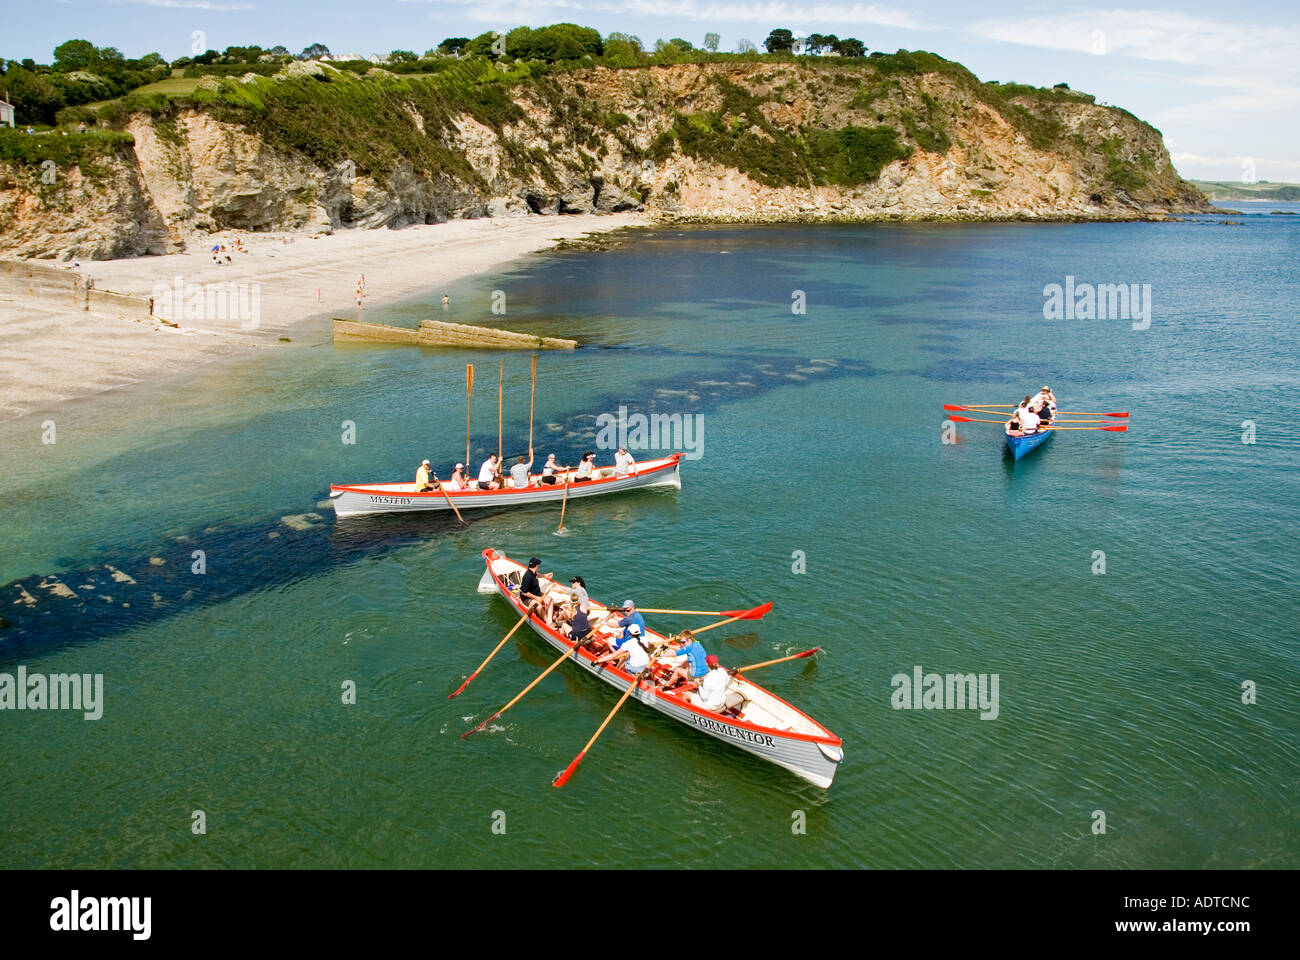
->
764, 29, 794, 53
300, 43, 330, 60
703, 32, 720, 52
838, 38, 866, 57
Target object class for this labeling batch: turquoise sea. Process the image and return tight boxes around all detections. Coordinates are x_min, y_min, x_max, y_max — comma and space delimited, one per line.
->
2, 203, 1298, 868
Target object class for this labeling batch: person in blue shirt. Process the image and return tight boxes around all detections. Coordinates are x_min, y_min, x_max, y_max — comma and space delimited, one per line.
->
659, 630, 709, 690
613, 600, 646, 649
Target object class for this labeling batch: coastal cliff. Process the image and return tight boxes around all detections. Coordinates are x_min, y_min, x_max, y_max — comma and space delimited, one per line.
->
0, 52, 1213, 259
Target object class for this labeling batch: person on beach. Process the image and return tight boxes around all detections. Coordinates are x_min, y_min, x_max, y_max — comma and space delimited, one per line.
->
477, 454, 501, 490
448, 463, 467, 490
415, 459, 434, 492
510, 451, 534, 489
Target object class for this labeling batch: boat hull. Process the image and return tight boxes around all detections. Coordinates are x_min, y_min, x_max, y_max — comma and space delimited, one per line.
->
478, 549, 843, 789
331, 454, 682, 517
1006, 429, 1054, 461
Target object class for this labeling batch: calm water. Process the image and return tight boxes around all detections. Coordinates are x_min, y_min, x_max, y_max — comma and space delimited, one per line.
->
2, 207, 1298, 868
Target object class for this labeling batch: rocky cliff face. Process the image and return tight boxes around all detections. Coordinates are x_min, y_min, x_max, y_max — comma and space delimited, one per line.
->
0, 59, 1212, 260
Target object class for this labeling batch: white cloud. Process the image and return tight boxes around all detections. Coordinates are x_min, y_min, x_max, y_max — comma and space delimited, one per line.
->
969, 9, 1296, 68
104, 0, 256, 9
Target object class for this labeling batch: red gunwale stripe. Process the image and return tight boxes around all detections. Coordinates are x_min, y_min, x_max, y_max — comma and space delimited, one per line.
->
480, 549, 842, 748
332, 453, 681, 496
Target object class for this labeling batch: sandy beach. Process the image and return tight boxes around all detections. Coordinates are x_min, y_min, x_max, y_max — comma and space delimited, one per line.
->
0, 213, 647, 419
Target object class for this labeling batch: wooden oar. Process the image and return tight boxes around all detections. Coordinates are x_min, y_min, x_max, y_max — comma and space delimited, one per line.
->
1058, 410, 1129, 417
735, 647, 821, 673
557, 471, 571, 533
528, 353, 537, 455
465, 363, 474, 470
1046, 419, 1116, 424
944, 404, 1017, 410
448, 601, 537, 699
462, 612, 610, 738
428, 470, 466, 525
497, 359, 503, 466
553, 666, 651, 788
635, 603, 773, 619
947, 415, 1007, 424
1047, 425, 1127, 431
689, 605, 775, 636
946, 404, 1130, 419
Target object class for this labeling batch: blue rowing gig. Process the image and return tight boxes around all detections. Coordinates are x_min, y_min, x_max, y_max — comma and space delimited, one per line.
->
1006, 399, 1057, 461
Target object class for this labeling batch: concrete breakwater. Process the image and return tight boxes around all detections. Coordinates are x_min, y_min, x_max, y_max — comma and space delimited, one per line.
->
333, 317, 577, 350
0, 259, 154, 320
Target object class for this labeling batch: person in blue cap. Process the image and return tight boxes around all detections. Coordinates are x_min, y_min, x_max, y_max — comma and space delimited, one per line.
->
613, 600, 646, 649
659, 630, 709, 690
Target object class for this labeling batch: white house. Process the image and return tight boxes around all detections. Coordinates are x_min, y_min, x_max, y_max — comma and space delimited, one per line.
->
0, 98, 15, 128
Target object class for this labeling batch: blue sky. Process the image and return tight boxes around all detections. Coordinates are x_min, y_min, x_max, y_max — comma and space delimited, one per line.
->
4, 0, 1297, 181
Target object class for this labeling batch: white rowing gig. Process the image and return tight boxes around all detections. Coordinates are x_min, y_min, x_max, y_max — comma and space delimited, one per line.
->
475, 547, 844, 789
330, 454, 682, 517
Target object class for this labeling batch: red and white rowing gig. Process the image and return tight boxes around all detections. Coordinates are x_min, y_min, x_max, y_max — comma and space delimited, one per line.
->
330, 454, 682, 517
475, 547, 844, 789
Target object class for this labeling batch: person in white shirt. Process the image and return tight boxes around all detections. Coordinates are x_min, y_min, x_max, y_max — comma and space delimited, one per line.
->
509, 451, 533, 489
478, 454, 501, 490
448, 463, 467, 490
574, 451, 596, 481
696, 655, 745, 714
1019, 405, 1041, 434
540, 454, 566, 485
613, 446, 637, 476
594, 623, 651, 674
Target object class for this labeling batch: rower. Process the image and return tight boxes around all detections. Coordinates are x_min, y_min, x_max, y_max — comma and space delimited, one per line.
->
540, 454, 564, 485
1019, 403, 1041, 434
448, 463, 468, 490
594, 622, 651, 674
574, 451, 596, 482
614, 446, 637, 476
568, 576, 590, 614
478, 454, 501, 490
660, 630, 709, 690
509, 451, 534, 489
562, 603, 592, 642
519, 557, 555, 621
415, 459, 434, 492
696, 655, 745, 716
614, 600, 646, 644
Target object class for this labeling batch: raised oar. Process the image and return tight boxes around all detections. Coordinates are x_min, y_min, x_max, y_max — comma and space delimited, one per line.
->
634, 602, 773, 620
528, 353, 537, 455
552, 666, 651, 788
557, 470, 571, 533
947, 415, 1007, 425
462, 612, 610, 738
465, 363, 474, 470
448, 601, 537, 699
429, 470, 467, 525
689, 605, 775, 636
1047, 425, 1128, 431
735, 647, 821, 673
497, 359, 503, 466
944, 404, 1017, 410
1058, 410, 1130, 417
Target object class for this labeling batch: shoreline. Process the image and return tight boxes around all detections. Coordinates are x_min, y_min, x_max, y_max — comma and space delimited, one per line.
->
0, 213, 648, 420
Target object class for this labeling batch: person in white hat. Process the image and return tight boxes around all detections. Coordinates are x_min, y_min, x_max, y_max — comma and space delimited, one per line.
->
415, 459, 434, 492
448, 462, 467, 490
594, 622, 651, 674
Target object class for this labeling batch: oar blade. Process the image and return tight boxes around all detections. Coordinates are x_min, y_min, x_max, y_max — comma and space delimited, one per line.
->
720, 601, 773, 620
949, 415, 973, 422
1103, 425, 1128, 432
448, 672, 476, 700
552, 751, 586, 788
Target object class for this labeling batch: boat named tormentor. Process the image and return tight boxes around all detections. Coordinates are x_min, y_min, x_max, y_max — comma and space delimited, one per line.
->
476, 548, 844, 788
330, 454, 682, 517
